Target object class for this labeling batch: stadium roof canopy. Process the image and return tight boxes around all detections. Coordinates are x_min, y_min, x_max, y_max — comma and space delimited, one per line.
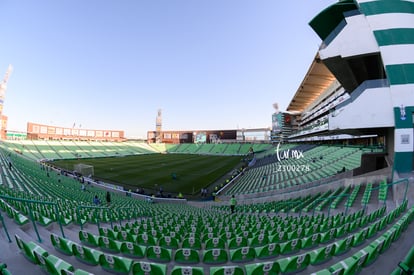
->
286, 53, 336, 114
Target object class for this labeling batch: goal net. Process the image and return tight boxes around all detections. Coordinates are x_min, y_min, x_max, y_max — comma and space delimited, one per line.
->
74, 163, 94, 177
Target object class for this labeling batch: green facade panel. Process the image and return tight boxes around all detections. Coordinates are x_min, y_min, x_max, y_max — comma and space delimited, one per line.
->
374, 28, 414, 46
309, 0, 358, 41
394, 106, 414, 129
393, 151, 413, 173
386, 64, 414, 85
359, 1, 414, 16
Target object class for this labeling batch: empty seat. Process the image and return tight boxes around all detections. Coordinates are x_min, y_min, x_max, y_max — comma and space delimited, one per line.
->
210, 265, 245, 275
120, 241, 146, 258
245, 261, 280, 275
203, 248, 228, 264
174, 248, 200, 264
99, 253, 133, 274
171, 266, 204, 275
50, 233, 75, 255
131, 261, 167, 275
15, 234, 48, 265
146, 246, 172, 262
72, 243, 102, 266
230, 246, 256, 263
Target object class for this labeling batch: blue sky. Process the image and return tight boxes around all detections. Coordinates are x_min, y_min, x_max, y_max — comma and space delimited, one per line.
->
1, 0, 334, 139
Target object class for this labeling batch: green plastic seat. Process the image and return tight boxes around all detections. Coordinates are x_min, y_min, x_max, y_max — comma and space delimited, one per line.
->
120, 241, 146, 258
99, 227, 119, 240
98, 236, 122, 253
245, 261, 280, 275
72, 243, 102, 266
309, 268, 336, 275
203, 248, 228, 264
117, 230, 135, 242
352, 227, 368, 247
230, 246, 256, 263
319, 228, 336, 244
288, 227, 304, 239
33, 211, 54, 227
255, 243, 280, 259
361, 240, 384, 267
228, 236, 249, 249
269, 231, 287, 243
146, 245, 172, 262
220, 231, 235, 241
205, 237, 226, 250
395, 244, 414, 275
358, 216, 369, 228
174, 248, 200, 264
36, 252, 75, 275
348, 220, 359, 233
0, 263, 12, 275
15, 234, 48, 264
210, 265, 245, 275
136, 233, 157, 246
50, 233, 75, 255
304, 223, 320, 236
279, 238, 301, 255
335, 223, 349, 238
171, 266, 204, 275
277, 253, 310, 274
158, 235, 180, 249
301, 233, 320, 249
99, 253, 133, 274
349, 249, 370, 271
131, 261, 167, 275
181, 237, 202, 250
61, 268, 94, 275
14, 211, 30, 226
79, 230, 99, 247
328, 256, 359, 275
366, 222, 379, 239
392, 222, 404, 242
249, 233, 269, 247
309, 244, 335, 265
333, 235, 354, 256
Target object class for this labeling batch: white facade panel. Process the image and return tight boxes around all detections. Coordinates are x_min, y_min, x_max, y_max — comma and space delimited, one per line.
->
329, 87, 394, 130
366, 13, 414, 31
320, 14, 379, 60
390, 84, 414, 107
380, 45, 414, 66
395, 128, 414, 152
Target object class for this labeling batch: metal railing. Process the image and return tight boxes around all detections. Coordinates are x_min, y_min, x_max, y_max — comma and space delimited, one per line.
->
0, 194, 65, 243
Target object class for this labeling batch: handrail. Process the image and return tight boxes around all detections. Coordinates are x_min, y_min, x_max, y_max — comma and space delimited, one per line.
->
388, 178, 409, 203
0, 208, 11, 242
0, 194, 65, 243
327, 194, 350, 217
311, 178, 409, 217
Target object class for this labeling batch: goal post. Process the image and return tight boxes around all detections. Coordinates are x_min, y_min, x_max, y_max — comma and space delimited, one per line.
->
74, 163, 94, 177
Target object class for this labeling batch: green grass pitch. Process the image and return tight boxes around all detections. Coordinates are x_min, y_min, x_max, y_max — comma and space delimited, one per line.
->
51, 154, 243, 195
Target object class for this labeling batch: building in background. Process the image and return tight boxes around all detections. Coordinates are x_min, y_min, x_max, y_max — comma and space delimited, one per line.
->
147, 128, 270, 144
0, 65, 12, 140
26, 122, 125, 141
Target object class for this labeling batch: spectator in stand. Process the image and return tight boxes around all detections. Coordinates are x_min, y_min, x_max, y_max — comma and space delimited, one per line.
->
230, 195, 237, 213
93, 195, 101, 205
106, 191, 111, 207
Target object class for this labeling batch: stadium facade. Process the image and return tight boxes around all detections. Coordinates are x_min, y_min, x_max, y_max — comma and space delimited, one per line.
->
26, 122, 125, 141
282, 0, 414, 174
147, 128, 271, 144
